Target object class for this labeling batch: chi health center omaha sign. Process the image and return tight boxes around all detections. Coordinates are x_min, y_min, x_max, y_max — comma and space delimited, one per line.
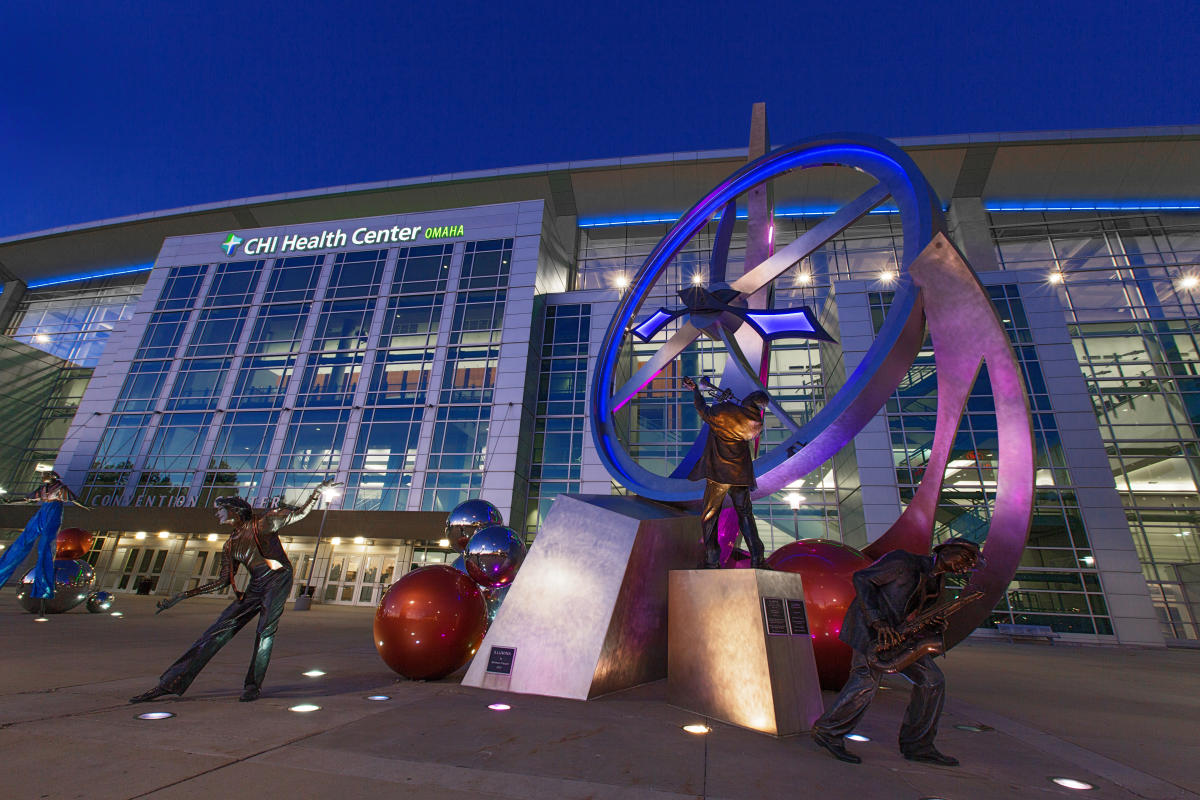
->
222, 222, 465, 257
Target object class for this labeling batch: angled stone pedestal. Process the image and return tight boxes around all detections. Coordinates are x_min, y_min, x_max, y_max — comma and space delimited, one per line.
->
461, 493, 701, 700
668, 569, 824, 736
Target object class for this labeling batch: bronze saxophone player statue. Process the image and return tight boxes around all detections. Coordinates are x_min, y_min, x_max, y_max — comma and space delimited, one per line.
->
130, 481, 339, 704
811, 537, 985, 765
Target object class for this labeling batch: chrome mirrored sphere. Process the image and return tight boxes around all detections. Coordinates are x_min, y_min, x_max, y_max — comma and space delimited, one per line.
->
463, 525, 526, 588
484, 583, 510, 624
445, 498, 503, 553
86, 591, 115, 613
17, 559, 96, 614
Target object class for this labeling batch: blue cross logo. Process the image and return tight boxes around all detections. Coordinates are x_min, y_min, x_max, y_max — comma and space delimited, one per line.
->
221, 234, 244, 256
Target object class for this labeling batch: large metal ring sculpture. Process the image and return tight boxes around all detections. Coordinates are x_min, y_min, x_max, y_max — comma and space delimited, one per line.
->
590, 133, 1034, 645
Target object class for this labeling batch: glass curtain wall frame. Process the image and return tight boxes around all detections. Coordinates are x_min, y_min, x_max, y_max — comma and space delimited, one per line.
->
872, 284, 1115, 636
5, 272, 148, 368
990, 209, 1200, 640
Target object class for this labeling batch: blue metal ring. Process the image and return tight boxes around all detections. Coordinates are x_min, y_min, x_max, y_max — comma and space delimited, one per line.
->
590, 133, 945, 501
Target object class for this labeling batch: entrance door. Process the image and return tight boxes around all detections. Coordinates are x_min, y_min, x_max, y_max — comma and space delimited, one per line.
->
113, 547, 171, 593
323, 554, 363, 604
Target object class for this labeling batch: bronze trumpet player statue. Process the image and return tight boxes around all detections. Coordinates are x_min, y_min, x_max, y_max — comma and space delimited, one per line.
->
683, 376, 772, 569
811, 537, 985, 765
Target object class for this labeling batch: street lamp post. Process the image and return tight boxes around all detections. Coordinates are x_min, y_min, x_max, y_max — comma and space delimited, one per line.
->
786, 492, 804, 539
295, 484, 341, 611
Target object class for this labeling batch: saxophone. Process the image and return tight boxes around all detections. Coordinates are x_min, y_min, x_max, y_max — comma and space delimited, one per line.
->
868, 591, 984, 673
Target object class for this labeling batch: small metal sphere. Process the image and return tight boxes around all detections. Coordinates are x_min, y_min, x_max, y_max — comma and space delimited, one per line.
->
17, 559, 96, 614
86, 591, 115, 613
463, 525, 526, 588
445, 498, 503, 552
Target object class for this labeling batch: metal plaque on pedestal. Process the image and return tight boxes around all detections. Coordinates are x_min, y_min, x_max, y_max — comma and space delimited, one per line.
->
461, 493, 701, 700
668, 569, 824, 736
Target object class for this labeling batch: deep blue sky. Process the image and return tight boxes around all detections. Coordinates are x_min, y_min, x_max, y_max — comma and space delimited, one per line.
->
4, 1, 1198, 238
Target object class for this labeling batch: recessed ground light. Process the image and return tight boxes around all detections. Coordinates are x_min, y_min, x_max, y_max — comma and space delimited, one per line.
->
137, 711, 175, 720
111, 611, 123, 617
289, 704, 321, 713
846, 734, 870, 742
955, 723, 994, 732
1052, 778, 1094, 790
34, 617, 48, 622
682, 724, 710, 734
302, 669, 326, 677
366, 695, 390, 701
487, 703, 511, 711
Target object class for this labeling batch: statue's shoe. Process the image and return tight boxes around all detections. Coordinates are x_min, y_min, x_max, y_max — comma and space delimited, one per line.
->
129, 687, 170, 704
903, 748, 959, 767
811, 731, 862, 764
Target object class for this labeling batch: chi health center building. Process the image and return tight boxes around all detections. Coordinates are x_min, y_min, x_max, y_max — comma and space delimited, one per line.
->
1, 124, 1199, 651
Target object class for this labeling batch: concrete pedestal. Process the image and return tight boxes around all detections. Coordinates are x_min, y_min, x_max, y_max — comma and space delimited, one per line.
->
461, 494, 701, 700
668, 569, 824, 736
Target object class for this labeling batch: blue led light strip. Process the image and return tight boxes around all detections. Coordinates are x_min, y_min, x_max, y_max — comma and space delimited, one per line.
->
577, 207, 905, 228
987, 202, 1200, 213
26, 263, 155, 289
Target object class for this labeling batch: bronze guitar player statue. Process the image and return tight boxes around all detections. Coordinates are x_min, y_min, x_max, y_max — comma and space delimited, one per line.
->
130, 481, 338, 704
810, 537, 985, 765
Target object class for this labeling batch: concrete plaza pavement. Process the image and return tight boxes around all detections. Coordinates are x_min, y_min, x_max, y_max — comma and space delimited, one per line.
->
1, 595, 1197, 800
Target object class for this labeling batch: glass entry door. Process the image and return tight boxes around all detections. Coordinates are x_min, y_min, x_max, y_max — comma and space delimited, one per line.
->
323, 553, 395, 605
323, 554, 362, 604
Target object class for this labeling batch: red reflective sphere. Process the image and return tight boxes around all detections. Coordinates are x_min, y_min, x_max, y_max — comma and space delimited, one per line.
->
373, 565, 488, 680
767, 539, 871, 690
55, 528, 94, 560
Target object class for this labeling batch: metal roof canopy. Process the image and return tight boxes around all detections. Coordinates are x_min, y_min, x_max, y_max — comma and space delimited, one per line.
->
3, 126, 1200, 285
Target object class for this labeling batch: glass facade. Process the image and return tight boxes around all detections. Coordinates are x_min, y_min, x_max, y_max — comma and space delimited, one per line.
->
519, 303, 591, 536
79, 236, 514, 521
5, 272, 146, 367
990, 211, 1200, 639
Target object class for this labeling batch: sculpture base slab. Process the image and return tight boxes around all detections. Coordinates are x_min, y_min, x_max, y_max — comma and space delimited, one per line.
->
668, 569, 824, 737
461, 494, 700, 700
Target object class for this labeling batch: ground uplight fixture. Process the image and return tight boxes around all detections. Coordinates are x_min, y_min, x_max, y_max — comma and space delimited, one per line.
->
487, 703, 511, 711
289, 704, 321, 713
34, 617, 48, 623
111, 611, 123, 617
954, 723, 992, 732
302, 669, 326, 677
137, 711, 175, 720
846, 734, 870, 742
366, 695, 390, 701
1051, 777, 1095, 790
682, 724, 711, 734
